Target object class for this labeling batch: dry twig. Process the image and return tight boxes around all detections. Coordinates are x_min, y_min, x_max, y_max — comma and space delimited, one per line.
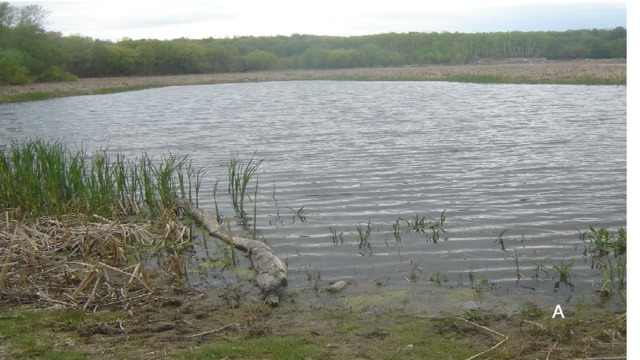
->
455, 317, 509, 360
187, 323, 243, 338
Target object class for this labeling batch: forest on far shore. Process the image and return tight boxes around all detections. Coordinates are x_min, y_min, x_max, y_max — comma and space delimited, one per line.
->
0, 2, 627, 84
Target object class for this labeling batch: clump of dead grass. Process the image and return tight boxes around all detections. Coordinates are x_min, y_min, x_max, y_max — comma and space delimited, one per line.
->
0, 210, 189, 311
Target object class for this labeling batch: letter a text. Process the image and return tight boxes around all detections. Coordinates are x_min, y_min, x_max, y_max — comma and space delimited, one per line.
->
552, 304, 565, 319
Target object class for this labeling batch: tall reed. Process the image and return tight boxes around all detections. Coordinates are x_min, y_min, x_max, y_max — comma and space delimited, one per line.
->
0, 138, 198, 219
227, 153, 263, 221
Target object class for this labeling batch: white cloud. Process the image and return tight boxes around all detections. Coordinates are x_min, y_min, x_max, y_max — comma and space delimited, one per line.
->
15, 0, 627, 40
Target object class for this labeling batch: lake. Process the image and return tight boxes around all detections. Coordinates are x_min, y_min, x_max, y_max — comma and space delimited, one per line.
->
0, 80, 626, 299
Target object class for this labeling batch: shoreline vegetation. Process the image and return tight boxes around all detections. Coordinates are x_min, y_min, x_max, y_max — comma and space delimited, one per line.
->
0, 59, 627, 104
0, 139, 627, 359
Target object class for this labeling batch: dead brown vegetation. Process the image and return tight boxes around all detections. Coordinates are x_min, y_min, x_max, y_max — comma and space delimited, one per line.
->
0, 211, 189, 311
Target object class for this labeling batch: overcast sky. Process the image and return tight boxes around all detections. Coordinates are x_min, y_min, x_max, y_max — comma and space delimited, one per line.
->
16, 0, 627, 41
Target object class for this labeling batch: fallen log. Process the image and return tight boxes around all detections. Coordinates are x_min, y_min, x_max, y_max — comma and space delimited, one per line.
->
176, 199, 287, 306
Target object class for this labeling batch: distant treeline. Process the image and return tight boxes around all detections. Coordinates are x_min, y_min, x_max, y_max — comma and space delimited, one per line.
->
0, 2, 627, 84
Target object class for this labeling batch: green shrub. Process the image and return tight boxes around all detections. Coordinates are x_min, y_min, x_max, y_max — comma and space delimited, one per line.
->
38, 65, 78, 82
0, 49, 32, 84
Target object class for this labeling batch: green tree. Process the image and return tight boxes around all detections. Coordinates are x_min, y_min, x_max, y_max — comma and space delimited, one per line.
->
0, 2, 74, 83
0, 3, 629, 81
170, 40, 206, 73
103, 43, 138, 75
327, 48, 352, 68
0, 2, 48, 28
557, 44, 591, 59
350, 44, 403, 67
14, 3, 49, 28
58, 35, 98, 77
242, 49, 277, 71
299, 46, 330, 68
0, 48, 30, 83
0, 2, 13, 28
204, 45, 240, 72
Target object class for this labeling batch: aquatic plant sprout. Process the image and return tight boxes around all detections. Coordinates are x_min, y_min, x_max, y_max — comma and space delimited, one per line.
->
227, 153, 263, 223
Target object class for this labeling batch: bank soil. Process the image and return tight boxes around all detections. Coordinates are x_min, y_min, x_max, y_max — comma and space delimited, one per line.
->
0, 281, 627, 359
0, 59, 626, 101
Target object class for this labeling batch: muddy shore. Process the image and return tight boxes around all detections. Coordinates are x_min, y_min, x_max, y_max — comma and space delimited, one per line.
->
0, 59, 626, 101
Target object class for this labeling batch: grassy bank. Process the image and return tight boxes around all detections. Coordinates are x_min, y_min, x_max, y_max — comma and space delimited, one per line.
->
0, 84, 169, 103
0, 290, 627, 359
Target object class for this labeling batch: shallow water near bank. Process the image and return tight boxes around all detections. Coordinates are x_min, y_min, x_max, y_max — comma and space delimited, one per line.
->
0, 80, 626, 306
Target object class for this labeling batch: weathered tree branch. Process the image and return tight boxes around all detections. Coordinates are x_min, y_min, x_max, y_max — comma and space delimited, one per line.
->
176, 199, 287, 306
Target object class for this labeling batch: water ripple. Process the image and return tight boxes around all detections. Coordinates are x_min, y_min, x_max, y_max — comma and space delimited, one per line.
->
0, 81, 626, 290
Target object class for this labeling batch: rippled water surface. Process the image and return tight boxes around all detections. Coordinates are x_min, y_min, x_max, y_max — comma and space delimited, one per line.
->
1, 81, 626, 296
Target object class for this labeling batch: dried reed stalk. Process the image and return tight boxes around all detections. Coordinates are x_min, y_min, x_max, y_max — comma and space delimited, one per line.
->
456, 317, 509, 360
0, 247, 15, 289
0, 213, 172, 311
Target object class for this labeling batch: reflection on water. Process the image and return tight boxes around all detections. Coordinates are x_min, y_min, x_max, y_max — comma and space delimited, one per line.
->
0, 81, 626, 296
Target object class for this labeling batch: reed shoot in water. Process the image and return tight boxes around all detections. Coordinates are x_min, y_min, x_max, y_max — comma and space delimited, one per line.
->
552, 259, 574, 292
495, 228, 508, 251
329, 226, 343, 245
582, 226, 626, 301
227, 153, 263, 223
356, 221, 373, 256
392, 217, 402, 242
289, 206, 306, 223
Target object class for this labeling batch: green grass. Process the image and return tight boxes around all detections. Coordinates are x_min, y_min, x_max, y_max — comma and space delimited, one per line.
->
432, 74, 626, 85
91, 84, 165, 95
518, 301, 545, 319
0, 309, 89, 360
0, 84, 167, 104
195, 335, 323, 359
317, 73, 626, 85
0, 297, 624, 360
0, 138, 202, 219
0, 306, 483, 360
0, 92, 59, 103
191, 315, 482, 360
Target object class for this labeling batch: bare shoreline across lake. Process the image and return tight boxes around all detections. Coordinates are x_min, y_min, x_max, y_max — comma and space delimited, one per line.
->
0, 59, 626, 102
